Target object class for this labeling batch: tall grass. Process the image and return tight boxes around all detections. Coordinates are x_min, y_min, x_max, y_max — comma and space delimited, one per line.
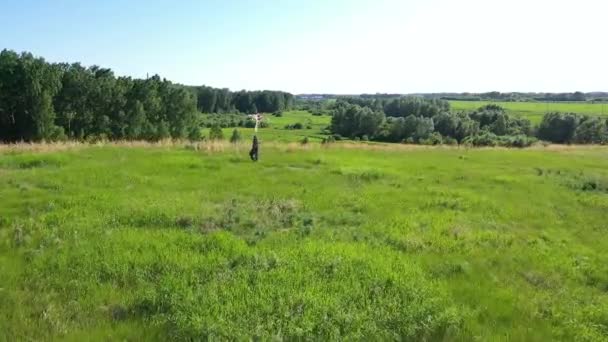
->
1, 144, 607, 340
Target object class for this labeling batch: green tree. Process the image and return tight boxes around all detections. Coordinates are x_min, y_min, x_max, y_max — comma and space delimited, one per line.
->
573, 117, 608, 144
229, 128, 241, 143
209, 125, 224, 140
490, 114, 508, 136
126, 100, 147, 139
156, 120, 171, 140
538, 112, 580, 143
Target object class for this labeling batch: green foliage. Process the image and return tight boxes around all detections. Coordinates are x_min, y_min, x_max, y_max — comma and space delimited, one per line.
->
538, 112, 581, 143
285, 122, 304, 130
229, 128, 241, 143
0, 49, 294, 142
187, 126, 202, 142
331, 103, 384, 138
194, 87, 294, 114
463, 132, 538, 147
420, 132, 444, 145
573, 117, 608, 144
209, 125, 224, 140
340, 96, 449, 118
0, 50, 63, 141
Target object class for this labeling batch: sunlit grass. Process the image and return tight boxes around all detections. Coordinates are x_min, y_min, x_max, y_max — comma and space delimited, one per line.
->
1, 142, 607, 340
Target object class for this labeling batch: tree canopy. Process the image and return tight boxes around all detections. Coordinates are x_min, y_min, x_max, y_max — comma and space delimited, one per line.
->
0, 49, 294, 142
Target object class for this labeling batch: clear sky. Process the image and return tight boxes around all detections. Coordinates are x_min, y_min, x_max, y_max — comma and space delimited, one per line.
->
1, 0, 606, 94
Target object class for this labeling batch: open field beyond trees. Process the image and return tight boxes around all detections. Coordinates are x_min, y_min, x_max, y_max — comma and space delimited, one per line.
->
1, 140, 607, 341
450, 101, 608, 123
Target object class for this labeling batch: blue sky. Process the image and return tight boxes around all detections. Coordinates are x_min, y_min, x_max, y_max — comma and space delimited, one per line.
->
1, 0, 606, 93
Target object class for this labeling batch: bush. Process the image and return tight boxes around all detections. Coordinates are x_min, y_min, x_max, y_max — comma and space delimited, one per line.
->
273, 111, 283, 117
188, 127, 202, 141
478, 104, 505, 112
537, 112, 580, 143
229, 129, 241, 144
301, 136, 309, 145
504, 135, 537, 148
464, 132, 498, 146
209, 125, 224, 140
285, 123, 304, 130
420, 132, 443, 145
463, 132, 537, 147
443, 136, 458, 145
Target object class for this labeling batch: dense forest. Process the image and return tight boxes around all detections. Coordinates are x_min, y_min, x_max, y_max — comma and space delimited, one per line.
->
330, 99, 608, 146
0, 50, 293, 142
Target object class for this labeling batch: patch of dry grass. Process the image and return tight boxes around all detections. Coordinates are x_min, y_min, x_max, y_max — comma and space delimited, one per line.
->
1, 139, 606, 155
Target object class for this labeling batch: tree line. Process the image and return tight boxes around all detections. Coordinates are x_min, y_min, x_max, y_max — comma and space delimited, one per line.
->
298, 92, 608, 103
0, 50, 293, 142
330, 99, 607, 146
192, 86, 293, 114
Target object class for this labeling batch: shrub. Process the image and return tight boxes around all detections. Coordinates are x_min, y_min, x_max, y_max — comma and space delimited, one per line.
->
463, 133, 537, 147
229, 129, 241, 144
187, 127, 202, 141
209, 125, 224, 140
443, 136, 458, 145
537, 112, 580, 143
285, 123, 304, 130
301, 136, 309, 145
420, 132, 443, 145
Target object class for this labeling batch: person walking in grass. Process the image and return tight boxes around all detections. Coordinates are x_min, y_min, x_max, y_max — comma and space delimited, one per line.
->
249, 135, 259, 161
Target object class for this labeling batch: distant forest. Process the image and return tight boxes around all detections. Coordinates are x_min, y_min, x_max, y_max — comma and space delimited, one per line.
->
0, 49, 293, 142
298, 92, 608, 102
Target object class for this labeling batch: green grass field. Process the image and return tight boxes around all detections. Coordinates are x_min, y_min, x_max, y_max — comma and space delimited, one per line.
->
450, 101, 608, 123
212, 110, 331, 143
1, 140, 608, 340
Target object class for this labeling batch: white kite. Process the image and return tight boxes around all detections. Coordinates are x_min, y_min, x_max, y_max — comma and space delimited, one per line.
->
247, 113, 264, 133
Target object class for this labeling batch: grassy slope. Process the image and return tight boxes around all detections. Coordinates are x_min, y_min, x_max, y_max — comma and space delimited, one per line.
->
450, 101, 608, 123
1, 142, 608, 341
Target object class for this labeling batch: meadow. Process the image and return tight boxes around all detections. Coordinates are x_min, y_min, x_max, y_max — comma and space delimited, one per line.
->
1, 136, 608, 341
217, 110, 332, 143
449, 101, 608, 123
